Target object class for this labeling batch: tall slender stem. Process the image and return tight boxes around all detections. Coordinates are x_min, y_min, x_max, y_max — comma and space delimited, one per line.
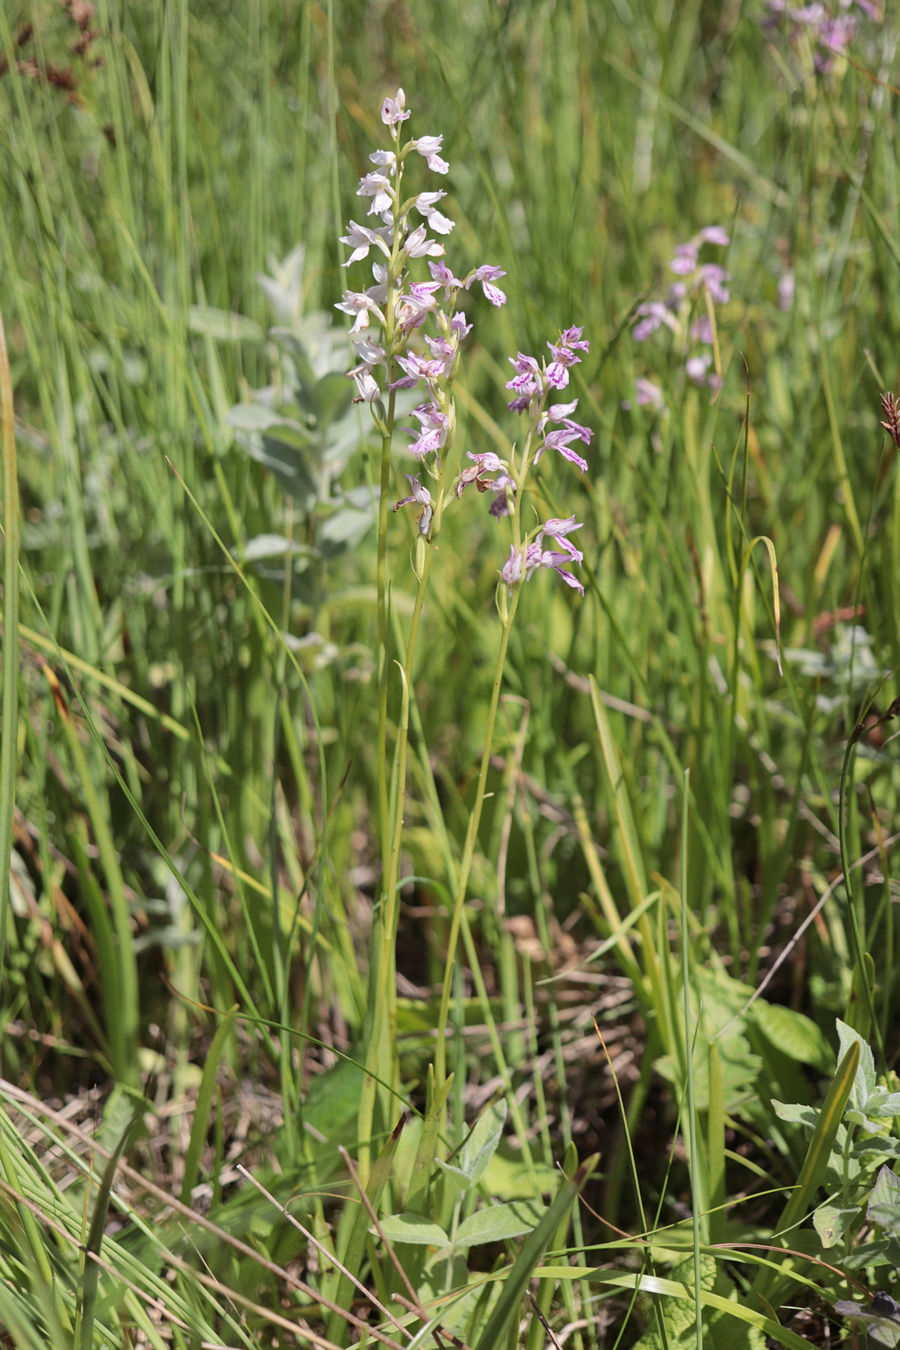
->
434, 584, 521, 1090
375, 388, 397, 866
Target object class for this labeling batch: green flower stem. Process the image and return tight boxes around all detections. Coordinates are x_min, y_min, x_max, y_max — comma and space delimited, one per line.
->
429, 403, 544, 1094
359, 480, 442, 1177
384, 536, 439, 935
361, 537, 439, 1142
375, 388, 398, 865
434, 580, 522, 1092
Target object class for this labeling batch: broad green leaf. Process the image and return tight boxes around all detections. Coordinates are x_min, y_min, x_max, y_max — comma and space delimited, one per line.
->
269, 326, 319, 387
863, 1090, 900, 1118
750, 1002, 831, 1070
319, 506, 374, 551
188, 305, 265, 343
455, 1200, 548, 1247
249, 435, 317, 502
837, 1019, 876, 1109
482, 1151, 559, 1199
458, 1099, 507, 1186
376, 1213, 450, 1248
868, 1202, 900, 1241
812, 1201, 859, 1248
855, 1138, 900, 1159
314, 371, 354, 424
238, 534, 312, 562
869, 1165, 900, 1220
771, 1101, 819, 1127
323, 407, 370, 472
227, 402, 303, 435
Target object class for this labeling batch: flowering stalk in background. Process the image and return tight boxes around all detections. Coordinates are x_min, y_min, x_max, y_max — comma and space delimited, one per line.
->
629, 226, 731, 410
337, 89, 594, 1135
432, 325, 592, 1087
881, 392, 900, 450
762, 1, 882, 74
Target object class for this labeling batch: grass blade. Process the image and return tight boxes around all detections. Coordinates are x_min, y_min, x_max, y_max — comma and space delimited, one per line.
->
472, 1154, 598, 1350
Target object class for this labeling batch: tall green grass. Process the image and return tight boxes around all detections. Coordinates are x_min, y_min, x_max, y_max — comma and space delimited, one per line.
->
1, 0, 899, 1345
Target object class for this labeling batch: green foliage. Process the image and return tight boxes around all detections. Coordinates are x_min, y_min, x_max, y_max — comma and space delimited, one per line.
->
631, 1253, 766, 1350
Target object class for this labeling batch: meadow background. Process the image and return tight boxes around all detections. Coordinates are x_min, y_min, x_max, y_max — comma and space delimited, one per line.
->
1, 1, 899, 1346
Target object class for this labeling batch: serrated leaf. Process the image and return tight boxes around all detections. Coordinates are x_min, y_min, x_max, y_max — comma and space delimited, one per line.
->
376, 1213, 450, 1248
454, 1201, 548, 1248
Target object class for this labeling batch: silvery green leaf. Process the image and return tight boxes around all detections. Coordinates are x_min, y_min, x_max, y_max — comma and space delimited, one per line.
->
837, 1019, 876, 1108
241, 433, 316, 502
864, 1090, 900, 1117
454, 1201, 548, 1248
434, 1160, 469, 1181
314, 372, 354, 424
236, 534, 310, 562
319, 507, 373, 552
189, 305, 265, 343
374, 1213, 449, 1248
227, 403, 306, 437
868, 1170, 900, 1242
459, 1099, 507, 1185
771, 1100, 819, 1127
855, 1138, 900, 1159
